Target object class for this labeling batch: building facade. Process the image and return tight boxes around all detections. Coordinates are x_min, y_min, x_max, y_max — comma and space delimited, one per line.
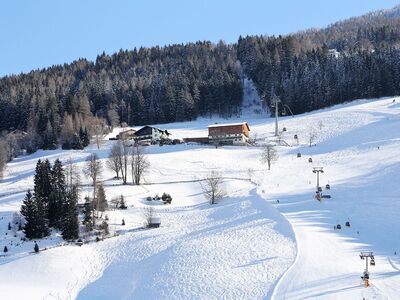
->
208, 123, 250, 145
134, 126, 170, 142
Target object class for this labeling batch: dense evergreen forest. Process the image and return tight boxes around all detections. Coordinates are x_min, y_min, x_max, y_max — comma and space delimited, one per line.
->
238, 6, 400, 114
1, 5, 400, 156
0, 41, 242, 152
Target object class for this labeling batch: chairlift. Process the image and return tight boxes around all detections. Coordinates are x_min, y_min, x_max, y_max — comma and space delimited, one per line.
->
362, 271, 369, 280
345, 221, 350, 227
326, 184, 330, 190
336, 224, 342, 229
370, 258, 375, 266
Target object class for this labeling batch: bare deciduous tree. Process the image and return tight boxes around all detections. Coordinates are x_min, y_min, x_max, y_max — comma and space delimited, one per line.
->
89, 117, 106, 150
65, 157, 81, 189
106, 142, 122, 179
118, 140, 130, 185
308, 127, 317, 147
143, 206, 155, 227
95, 184, 108, 216
200, 170, 225, 204
111, 196, 121, 209
130, 144, 150, 185
261, 144, 278, 170
247, 168, 255, 181
318, 120, 324, 131
83, 153, 103, 200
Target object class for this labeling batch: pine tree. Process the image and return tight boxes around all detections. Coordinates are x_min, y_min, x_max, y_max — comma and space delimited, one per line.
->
34, 242, 39, 253
119, 195, 127, 209
34, 159, 52, 209
21, 190, 49, 239
61, 187, 79, 240
20, 190, 36, 239
35, 195, 50, 238
7, 222, 11, 230
48, 159, 66, 228
3, 246, 8, 253
70, 133, 83, 150
96, 184, 108, 213
81, 127, 90, 147
43, 120, 57, 150
82, 197, 93, 232
99, 220, 109, 235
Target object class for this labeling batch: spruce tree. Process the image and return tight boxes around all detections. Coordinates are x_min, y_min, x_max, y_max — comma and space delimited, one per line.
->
20, 190, 37, 239
34, 159, 52, 208
3, 246, 8, 253
34, 242, 39, 253
80, 127, 90, 147
96, 184, 108, 213
35, 195, 50, 238
48, 159, 66, 228
61, 187, 79, 240
119, 195, 127, 209
82, 197, 93, 231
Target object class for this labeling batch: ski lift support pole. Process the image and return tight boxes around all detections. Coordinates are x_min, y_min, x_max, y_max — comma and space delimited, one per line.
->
312, 167, 324, 191
360, 251, 374, 287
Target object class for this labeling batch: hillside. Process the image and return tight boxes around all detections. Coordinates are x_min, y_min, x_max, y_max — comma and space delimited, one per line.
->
0, 96, 399, 299
2, 5, 400, 157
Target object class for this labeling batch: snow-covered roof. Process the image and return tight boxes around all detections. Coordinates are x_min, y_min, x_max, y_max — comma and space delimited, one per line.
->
208, 122, 248, 128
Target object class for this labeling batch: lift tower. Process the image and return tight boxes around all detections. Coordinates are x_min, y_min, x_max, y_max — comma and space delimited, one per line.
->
360, 251, 374, 287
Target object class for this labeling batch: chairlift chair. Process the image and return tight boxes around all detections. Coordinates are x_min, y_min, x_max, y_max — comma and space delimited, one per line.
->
370, 258, 375, 266
336, 224, 342, 229
326, 184, 330, 190
345, 221, 350, 227
308, 157, 313, 163
362, 270, 369, 280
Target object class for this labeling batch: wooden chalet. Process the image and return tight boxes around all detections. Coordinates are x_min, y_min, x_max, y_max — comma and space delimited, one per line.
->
208, 122, 250, 145
116, 129, 136, 140
134, 126, 170, 142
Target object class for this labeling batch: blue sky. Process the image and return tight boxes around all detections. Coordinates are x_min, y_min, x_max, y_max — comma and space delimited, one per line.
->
0, 0, 399, 76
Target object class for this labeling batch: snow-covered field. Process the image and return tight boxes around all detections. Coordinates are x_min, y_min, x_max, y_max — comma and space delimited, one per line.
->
0, 95, 399, 299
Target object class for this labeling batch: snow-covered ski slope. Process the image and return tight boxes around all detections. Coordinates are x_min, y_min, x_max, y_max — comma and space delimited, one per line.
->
0, 96, 399, 299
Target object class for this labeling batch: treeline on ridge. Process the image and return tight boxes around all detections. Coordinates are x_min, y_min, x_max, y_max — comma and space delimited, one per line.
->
2, 5, 400, 157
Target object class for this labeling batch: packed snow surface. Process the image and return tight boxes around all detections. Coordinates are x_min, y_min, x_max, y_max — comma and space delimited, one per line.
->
0, 96, 399, 299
